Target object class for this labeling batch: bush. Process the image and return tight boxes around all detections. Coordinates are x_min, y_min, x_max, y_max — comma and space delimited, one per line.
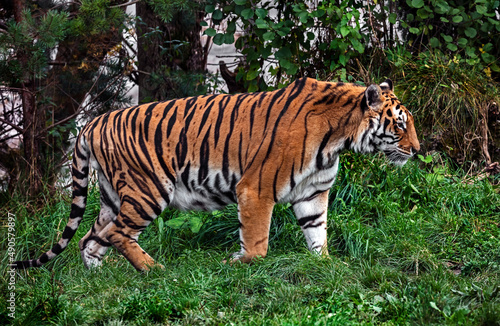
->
388, 49, 500, 166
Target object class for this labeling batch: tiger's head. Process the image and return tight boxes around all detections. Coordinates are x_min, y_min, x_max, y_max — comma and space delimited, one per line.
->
360, 79, 420, 166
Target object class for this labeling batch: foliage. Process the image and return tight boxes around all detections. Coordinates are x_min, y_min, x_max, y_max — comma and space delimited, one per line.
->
204, 0, 371, 91
388, 49, 500, 164
0, 0, 133, 194
204, 0, 499, 91
2, 155, 499, 324
399, 0, 500, 75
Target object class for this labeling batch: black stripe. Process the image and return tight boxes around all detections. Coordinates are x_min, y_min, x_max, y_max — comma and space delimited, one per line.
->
198, 125, 211, 184
297, 213, 323, 227
197, 99, 215, 136
166, 106, 178, 138
316, 127, 334, 169
70, 203, 86, 219
143, 102, 158, 141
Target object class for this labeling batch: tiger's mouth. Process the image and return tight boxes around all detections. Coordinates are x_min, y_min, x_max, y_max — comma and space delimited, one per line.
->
384, 149, 412, 166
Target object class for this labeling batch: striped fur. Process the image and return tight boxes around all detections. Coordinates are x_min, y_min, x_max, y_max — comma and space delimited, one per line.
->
13, 77, 419, 271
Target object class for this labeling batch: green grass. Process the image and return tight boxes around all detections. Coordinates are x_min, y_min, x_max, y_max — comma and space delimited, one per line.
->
1, 153, 499, 325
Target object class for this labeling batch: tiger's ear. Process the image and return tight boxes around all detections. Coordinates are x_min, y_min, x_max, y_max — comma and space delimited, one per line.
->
380, 79, 393, 91
365, 84, 383, 111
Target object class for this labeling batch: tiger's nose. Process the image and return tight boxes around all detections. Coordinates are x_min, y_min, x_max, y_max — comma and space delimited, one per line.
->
412, 142, 420, 154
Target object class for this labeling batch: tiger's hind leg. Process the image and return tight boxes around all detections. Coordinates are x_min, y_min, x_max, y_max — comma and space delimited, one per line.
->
105, 198, 166, 271
293, 190, 330, 256
79, 171, 120, 268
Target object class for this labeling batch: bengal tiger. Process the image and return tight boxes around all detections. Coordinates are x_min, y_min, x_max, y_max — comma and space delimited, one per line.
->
13, 77, 419, 271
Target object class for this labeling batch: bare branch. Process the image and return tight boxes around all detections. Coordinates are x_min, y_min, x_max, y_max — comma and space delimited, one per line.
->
0, 118, 23, 133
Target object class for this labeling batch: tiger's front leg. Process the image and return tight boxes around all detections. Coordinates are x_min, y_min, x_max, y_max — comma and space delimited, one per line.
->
293, 190, 330, 255
230, 183, 275, 263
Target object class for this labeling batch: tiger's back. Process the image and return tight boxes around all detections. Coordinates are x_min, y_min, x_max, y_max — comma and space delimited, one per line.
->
13, 77, 420, 271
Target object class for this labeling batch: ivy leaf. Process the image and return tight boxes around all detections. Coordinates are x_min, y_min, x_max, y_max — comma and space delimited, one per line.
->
457, 38, 467, 48
246, 69, 260, 80
430, 37, 440, 47
241, 8, 254, 19
263, 31, 275, 41
204, 28, 217, 37
476, 5, 487, 15
389, 13, 397, 24
340, 26, 349, 37
212, 9, 223, 20
409, 27, 420, 34
205, 4, 215, 13
483, 43, 493, 52
411, 0, 425, 9
339, 54, 347, 66
255, 18, 268, 29
464, 27, 477, 38
275, 47, 292, 59
224, 33, 234, 44
255, 8, 267, 18
441, 33, 453, 42
213, 33, 224, 45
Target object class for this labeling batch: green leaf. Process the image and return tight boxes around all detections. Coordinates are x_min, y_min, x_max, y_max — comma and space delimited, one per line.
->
447, 43, 458, 51
255, 8, 267, 18
189, 216, 203, 233
212, 9, 223, 20
200, 21, 208, 27
481, 52, 495, 63
339, 54, 347, 66
213, 33, 224, 45
476, 5, 487, 14
464, 27, 477, 38
417, 8, 430, 19
275, 47, 292, 59
234, 0, 247, 5
452, 15, 463, 23
411, 0, 424, 8
441, 33, 453, 42
409, 27, 420, 34
430, 37, 440, 47
465, 46, 477, 58
205, 4, 215, 13
483, 43, 493, 52
255, 18, 268, 29
223, 33, 234, 44
204, 28, 216, 37
340, 26, 349, 37
389, 13, 397, 24
246, 69, 260, 80
165, 216, 188, 229
440, 17, 449, 23
350, 38, 364, 53
457, 38, 467, 48
241, 8, 254, 19
262, 31, 275, 41
227, 21, 236, 34
307, 32, 315, 40
430, 302, 441, 312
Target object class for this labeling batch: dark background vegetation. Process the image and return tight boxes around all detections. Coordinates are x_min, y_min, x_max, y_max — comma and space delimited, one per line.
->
0, 0, 499, 325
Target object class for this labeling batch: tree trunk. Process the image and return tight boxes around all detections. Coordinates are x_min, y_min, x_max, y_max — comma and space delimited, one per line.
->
21, 82, 44, 196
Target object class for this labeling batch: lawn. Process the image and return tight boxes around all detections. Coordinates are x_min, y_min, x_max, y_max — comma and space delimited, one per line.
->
1, 153, 499, 325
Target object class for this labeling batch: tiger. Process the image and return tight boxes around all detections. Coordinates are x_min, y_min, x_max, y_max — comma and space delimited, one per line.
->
13, 77, 420, 271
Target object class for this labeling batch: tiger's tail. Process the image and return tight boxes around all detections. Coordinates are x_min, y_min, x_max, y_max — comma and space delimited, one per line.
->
12, 133, 90, 269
